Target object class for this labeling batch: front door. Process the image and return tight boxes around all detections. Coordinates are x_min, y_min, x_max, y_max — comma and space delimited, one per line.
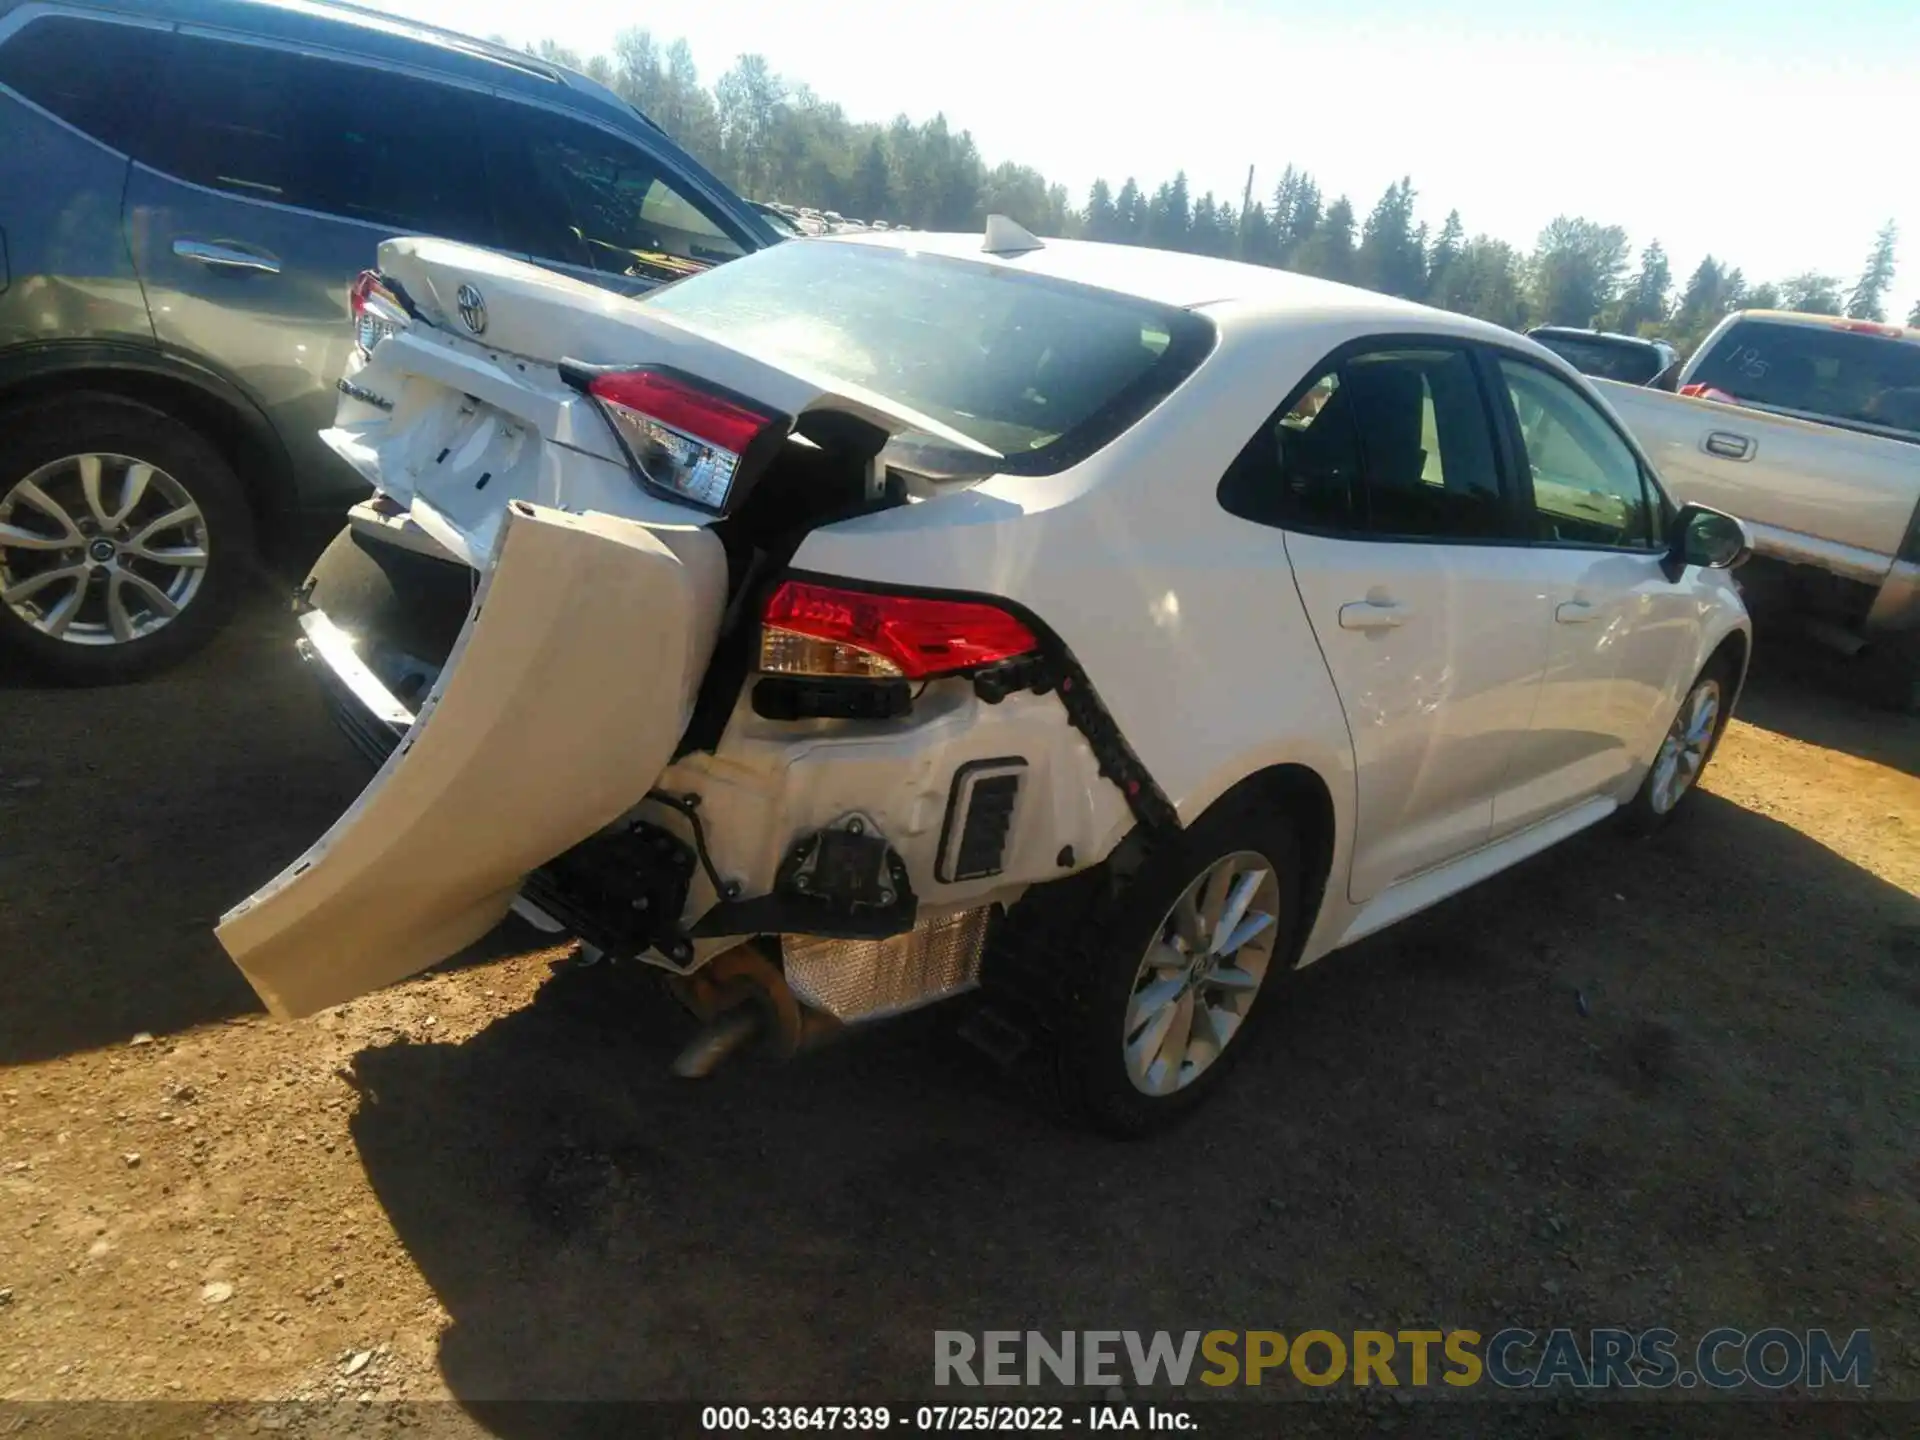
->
1221, 341, 1550, 901
1488, 356, 1700, 835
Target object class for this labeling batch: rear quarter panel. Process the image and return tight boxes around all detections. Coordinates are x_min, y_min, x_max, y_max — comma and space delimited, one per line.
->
792, 311, 1381, 960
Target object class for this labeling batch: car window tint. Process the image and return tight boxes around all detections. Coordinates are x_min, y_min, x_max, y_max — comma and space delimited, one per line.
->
141, 36, 495, 244
1685, 318, 1920, 437
1501, 359, 1658, 548
480, 101, 744, 282
1221, 348, 1508, 540
0, 15, 164, 154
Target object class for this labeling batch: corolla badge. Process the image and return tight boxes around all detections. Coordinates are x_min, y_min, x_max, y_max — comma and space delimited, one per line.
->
456, 283, 488, 336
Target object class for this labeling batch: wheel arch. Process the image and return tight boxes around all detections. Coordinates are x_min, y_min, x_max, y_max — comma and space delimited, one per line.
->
1195, 760, 1340, 967
0, 343, 300, 555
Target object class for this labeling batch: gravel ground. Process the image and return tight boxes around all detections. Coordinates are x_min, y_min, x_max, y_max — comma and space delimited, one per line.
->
1, 601, 1917, 1436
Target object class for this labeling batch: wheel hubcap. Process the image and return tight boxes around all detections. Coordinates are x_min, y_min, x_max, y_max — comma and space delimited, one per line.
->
1122, 850, 1281, 1097
1650, 677, 1722, 814
0, 454, 209, 645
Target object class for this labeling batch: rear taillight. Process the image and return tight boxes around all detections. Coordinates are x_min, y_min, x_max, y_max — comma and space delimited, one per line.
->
349, 270, 408, 358
760, 580, 1039, 681
585, 369, 781, 512
1679, 383, 1739, 404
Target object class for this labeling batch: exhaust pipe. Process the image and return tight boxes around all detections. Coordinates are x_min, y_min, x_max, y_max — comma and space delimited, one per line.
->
667, 940, 841, 1078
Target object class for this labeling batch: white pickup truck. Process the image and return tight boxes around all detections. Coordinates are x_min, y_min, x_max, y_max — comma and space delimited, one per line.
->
1597, 310, 1920, 703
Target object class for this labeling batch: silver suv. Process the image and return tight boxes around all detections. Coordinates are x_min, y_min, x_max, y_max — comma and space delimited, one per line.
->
0, 0, 776, 682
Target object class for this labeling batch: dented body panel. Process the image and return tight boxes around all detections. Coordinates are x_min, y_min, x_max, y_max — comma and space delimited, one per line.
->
217, 502, 725, 1017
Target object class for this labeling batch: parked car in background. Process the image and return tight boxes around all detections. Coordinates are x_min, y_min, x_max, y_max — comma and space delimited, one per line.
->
218, 225, 1753, 1134
0, 0, 777, 682
1527, 326, 1679, 386
1598, 311, 1920, 704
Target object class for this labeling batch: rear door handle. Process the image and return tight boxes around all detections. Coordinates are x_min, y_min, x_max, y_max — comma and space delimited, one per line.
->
1555, 600, 1602, 624
1338, 599, 1406, 632
1703, 430, 1754, 461
172, 239, 281, 275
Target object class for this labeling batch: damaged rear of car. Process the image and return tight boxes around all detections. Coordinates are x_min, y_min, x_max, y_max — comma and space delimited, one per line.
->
220, 232, 1216, 1110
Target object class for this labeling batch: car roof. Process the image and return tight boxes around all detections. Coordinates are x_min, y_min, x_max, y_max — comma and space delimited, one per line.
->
1529, 326, 1669, 348
823, 229, 1522, 339
36, 0, 644, 126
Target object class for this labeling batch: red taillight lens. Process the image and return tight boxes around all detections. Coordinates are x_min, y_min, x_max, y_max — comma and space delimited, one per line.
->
759, 580, 1039, 681
586, 370, 778, 511
1679, 383, 1738, 404
349, 269, 408, 358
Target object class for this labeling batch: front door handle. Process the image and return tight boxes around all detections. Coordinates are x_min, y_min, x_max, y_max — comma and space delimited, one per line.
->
172, 239, 282, 275
1338, 599, 1406, 632
1555, 600, 1603, 624
1703, 430, 1754, 461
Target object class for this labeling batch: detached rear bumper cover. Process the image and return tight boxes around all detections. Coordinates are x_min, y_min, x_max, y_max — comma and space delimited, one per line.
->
216, 501, 726, 1018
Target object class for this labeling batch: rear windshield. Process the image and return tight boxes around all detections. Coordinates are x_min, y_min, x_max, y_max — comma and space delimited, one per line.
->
1686, 319, 1920, 439
1530, 333, 1667, 385
641, 239, 1214, 474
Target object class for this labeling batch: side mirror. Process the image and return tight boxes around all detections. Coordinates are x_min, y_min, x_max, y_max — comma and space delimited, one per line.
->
1663, 503, 1752, 581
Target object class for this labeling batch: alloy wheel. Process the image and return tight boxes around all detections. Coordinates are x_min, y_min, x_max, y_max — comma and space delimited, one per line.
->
1649, 677, 1722, 814
0, 454, 209, 646
1122, 850, 1281, 1096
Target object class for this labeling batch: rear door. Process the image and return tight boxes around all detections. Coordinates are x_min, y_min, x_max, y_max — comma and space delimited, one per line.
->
475, 95, 752, 299
1487, 356, 1698, 834
1224, 339, 1550, 900
123, 28, 502, 515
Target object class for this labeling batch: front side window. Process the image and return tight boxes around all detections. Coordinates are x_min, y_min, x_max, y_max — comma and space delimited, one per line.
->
1501, 359, 1659, 549
140, 36, 495, 244
481, 102, 745, 282
0, 15, 164, 154
1220, 345, 1512, 541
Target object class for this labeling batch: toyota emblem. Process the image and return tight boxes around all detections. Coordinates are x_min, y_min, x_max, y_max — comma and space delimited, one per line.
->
456, 283, 487, 336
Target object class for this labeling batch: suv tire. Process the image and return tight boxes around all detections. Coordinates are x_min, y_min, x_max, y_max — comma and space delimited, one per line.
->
0, 394, 253, 684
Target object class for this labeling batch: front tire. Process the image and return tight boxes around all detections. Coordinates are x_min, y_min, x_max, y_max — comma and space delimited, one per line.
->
0, 394, 253, 684
1623, 658, 1734, 834
1007, 799, 1306, 1137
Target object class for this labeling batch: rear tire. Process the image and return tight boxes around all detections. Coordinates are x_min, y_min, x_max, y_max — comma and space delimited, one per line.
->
0, 394, 253, 684
1622, 657, 1736, 835
992, 798, 1306, 1138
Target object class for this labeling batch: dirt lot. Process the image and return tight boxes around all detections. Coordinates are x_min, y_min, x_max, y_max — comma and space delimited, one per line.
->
2, 601, 1918, 1433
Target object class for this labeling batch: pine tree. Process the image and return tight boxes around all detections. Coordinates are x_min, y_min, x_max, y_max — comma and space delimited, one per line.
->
1114, 178, 1145, 244
855, 136, 891, 222
1606, 240, 1673, 335
1084, 179, 1118, 241
1845, 221, 1898, 322
1357, 178, 1423, 297
1295, 196, 1355, 282
1425, 210, 1466, 310
1909, 297, 1920, 327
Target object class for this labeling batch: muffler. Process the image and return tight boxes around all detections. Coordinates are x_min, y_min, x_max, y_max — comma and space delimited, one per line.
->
667, 941, 841, 1078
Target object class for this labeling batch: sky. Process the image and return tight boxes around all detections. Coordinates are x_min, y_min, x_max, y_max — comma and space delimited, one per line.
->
370, 0, 1920, 323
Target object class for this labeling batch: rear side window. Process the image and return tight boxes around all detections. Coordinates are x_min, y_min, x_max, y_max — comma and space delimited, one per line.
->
1687, 319, 1920, 437
0, 15, 165, 154
1220, 346, 1512, 541
478, 100, 746, 282
138, 35, 496, 245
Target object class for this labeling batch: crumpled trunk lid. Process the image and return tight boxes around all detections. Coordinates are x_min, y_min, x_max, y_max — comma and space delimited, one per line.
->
216, 501, 726, 1018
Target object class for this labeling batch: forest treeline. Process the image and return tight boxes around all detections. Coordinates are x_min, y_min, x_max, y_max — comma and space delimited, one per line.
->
532, 30, 1917, 355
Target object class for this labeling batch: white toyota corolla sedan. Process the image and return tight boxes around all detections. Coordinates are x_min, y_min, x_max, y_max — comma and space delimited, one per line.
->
218, 220, 1753, 1135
